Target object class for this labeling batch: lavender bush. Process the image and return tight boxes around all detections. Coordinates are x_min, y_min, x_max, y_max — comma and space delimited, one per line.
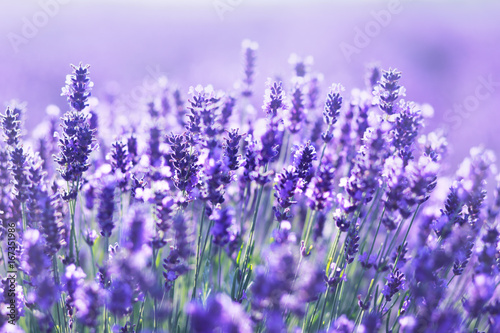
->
0, 40, 499, 333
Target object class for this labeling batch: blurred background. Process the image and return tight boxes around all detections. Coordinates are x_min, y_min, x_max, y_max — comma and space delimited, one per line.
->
0, 0, 499, 169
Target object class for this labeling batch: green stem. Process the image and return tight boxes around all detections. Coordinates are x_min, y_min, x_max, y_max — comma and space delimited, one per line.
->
192, 204, 207, 300
302, 209, 317, 252
392, 204, 420, 274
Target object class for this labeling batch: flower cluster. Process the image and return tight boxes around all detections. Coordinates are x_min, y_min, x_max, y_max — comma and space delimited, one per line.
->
2, 41, 500, 333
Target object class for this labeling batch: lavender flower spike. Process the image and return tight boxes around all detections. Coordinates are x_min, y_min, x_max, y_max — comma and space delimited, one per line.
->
241, 39, 258, 98
262, 79, 288, 120
322, 83, 344, 142
61, 63, 94, 112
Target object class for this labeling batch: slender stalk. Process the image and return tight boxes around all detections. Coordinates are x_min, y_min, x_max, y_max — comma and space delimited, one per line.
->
302, 209, 317, 251
392, 204, 420, 274
192, 204, 206, 299
53, 257, 64, 333
218, 247, 222, 291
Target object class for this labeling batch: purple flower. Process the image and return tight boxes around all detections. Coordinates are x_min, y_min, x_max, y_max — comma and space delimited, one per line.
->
163, 214, 193, 290
305, 73, 322, 110
1, 107, 21, 147
187, 294, 252, 333
211, 207, 236, 247
165, 132, 200, 196
61, 63, 93, 112
273, 166, 301, 221
97, 177, 117, 237
63, 264, 86, 325
8, 147, 30, 203
124, 206, 151, 253
306, 164, 336, 211
453, 240, 473, 276
475, 227, 499, 276
54, 110, 96, 196
39, 190, 64, 256
382, 268, 406, 302
287, 78, 306, 134
173, 87, 187, 128
84, 229, 98, 247
241, 39, 258, 98
219, 95, 236, 128
365, 63, 381, 90
107, 279, 133, 317
223, 128, 243, 171
262, 79, 288, 120
288, 53, 313, 78
359, 251, 378, 269
322, 83, 344, 142
361, 311, 382, 333
154, 192, 174, 233
393, 102, 423, 165
21, 229, 51, 278
75, 282, 103, 328
463, 274, 494, 318
109, 139, 130, 174
329, 314, 355, 333
333, 208, 351, 232
344, 224, 360, 264
375, 68, 404, 115
186, 85, 222, 139
148, 125, 162, 168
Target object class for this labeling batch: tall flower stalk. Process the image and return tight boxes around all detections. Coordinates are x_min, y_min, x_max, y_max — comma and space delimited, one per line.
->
54, 63, 95, 264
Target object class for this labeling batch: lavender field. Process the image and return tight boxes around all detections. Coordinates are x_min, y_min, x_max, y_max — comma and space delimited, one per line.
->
1, 0, 500, 332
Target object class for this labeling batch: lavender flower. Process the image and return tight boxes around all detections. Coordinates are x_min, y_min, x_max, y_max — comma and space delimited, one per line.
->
163, 214, 193, 290
393, 102, 423, 165
463, 274, 494, 318
382, 268, 406, 302
165, 132, 200, 196
75, 282, 103, 328
273, 166, 301, 221
148, 125, 162, 168
40, 190, 64, 256
241, 39, 258, 98
305, 73, 322, 111
262, 79, 288, 120
54, 110, 96, 198
365, 63, 381, 90
107, 279, 133, 317
187, 294, 252, 333
63, 264, 86, 327
124, 206, 150, 253
211, 207, 236, 247
21, 229, 51, 278
344, 224, 360, 264
376, 68, 404, 115
109, 139, 130, 174
306, 164, 336, 211
219, 95, 236, 128
61, 63, 93, 112
288, 54, 313, 78
8, 147, 30, 203
322, 83, 344, 142
287, 78, 306, 134
1, 107, 21, 147
223, 128, 243, 171
329, 315, 355, 333
97, 177, 116, 237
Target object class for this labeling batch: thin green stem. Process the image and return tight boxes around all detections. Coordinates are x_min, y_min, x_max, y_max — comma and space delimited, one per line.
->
392, 204, 420, 274
192, 204, 207, 300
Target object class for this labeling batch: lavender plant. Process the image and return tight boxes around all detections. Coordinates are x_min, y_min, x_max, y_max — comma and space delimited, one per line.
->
1, 43, 500, 333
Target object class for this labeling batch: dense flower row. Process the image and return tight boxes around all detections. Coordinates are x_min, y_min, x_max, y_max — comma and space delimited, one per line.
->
0, 40, 499, 333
